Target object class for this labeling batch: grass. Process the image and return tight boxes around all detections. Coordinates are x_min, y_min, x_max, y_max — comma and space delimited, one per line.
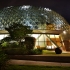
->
42, 50, 55, 54
42, 50, 70, 56
5, 65, 70, 70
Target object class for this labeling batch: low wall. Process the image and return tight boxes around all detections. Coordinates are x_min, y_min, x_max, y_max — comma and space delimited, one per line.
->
8, 55, 70, 63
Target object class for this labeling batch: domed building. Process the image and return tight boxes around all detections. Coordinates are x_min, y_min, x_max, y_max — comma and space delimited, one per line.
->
0, 5, 70, 51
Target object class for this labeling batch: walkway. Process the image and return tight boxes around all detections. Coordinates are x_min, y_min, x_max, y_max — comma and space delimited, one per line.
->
7, 51, 70, 67
7, 59, 70, 67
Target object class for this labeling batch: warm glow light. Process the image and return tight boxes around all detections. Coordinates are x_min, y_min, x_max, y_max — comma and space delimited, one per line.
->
0, 34, 8, 40
55, 35, 59, 38
50, 35, 59, 38
50, 35, 54, 38
63, 31, 66, 34
46, 45, 56, 49
46, 46, 52, 49
31, 34, 40, 39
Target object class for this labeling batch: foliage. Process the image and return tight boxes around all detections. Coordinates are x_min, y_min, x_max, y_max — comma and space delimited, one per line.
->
1, 42, 9, 47
0, 42, 20, 50
5, 23, 32, 42
4, 46, 42, 55
9, 42, 19, 48
4, 48, 28, 55
0, 37, 11, 48
0, 48, 8, 70
1, 37, 12, 43
31, 48, 42, 55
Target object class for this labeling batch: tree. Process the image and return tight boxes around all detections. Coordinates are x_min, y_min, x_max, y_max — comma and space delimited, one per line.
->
5, 23, 32, 45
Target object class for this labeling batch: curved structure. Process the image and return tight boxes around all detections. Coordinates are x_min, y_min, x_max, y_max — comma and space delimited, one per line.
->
0, 5, 70, 51
0, 5, 69, 30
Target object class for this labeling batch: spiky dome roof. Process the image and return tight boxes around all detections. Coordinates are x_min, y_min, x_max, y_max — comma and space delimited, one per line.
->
0, 5, 69, 31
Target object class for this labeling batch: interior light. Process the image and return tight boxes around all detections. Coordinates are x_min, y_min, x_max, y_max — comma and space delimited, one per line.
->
46, 46, 52, 49
0, 34, 8, 40
46, 45, 56, 49
63, 31, 66, 34
31, 34, 40, 39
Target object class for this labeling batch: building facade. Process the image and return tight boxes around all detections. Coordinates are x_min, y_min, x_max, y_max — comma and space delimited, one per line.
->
0, 5, 70, 51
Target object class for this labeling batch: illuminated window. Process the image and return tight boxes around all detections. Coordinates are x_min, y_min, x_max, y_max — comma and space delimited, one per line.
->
31, 34, 63, 50
0, 34, 9, 40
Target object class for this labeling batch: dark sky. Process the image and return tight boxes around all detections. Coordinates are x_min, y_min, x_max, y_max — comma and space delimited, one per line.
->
0, 0, 70, 24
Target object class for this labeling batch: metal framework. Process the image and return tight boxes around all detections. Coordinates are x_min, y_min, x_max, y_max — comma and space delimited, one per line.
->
0, 5, 69, 31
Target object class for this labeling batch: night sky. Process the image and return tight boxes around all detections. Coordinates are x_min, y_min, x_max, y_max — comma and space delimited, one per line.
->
0, 0, 70, 24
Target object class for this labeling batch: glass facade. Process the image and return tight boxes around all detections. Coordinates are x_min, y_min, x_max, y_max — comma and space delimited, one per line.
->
0, 34, 9, 40
0, 5, 70, 50
31, 34, 62, 50
0, 5, 69, 31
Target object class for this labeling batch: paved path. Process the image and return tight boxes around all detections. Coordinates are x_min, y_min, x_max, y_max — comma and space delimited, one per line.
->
7, 59, 70, 67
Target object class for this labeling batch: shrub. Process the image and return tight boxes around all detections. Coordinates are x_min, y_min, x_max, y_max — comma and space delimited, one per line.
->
9, 42, 19, 48
0, 49, 8, 70
1, 42, 9, 48
4, 45, 29, 55
31, 49, 42, 55
4, 47, 42, 55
